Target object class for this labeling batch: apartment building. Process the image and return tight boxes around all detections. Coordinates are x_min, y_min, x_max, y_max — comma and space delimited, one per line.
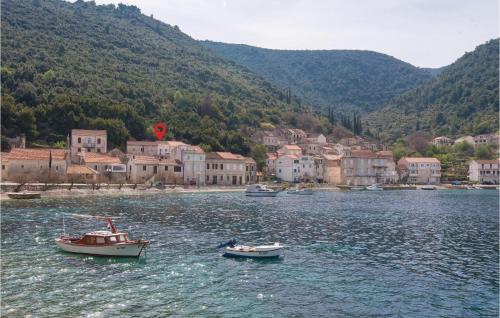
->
468, 159, 499, 184
397, 157, 441, 184
71, 129, 107, 162
3, 148, 68, 182
205, 152, 246, 186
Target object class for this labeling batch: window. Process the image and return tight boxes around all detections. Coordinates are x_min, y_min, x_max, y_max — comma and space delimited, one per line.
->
227, 176, 229, 181
97, 149, 101, 153
109, 236, 117, 243
141, 147, 144, 153
278, 169, 282, 173
246, 166, 248, 171
215, 164, 218, 169
96, 237, 105, 244
143, 165, 146, 171
206, 176, 209, 182
78, 148, 81, 152
174, 166, 181, 172
55, 166, 59, 171
97, 138, 101, 144
220, 164, 223, 170
220, 175, 223, 181
212, 164, 216, 169
165, 166, 168, 171
153, 166, 157, 174
207, 164, 210, 169
78, 137, 81, 143
1, 165, 4, 170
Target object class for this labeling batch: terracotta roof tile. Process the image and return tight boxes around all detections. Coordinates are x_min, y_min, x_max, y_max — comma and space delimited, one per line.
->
84, 153, 121, 164
400, 157, 440, 164
67, 165, 100, 175
282, 145, 302, 150
130, 155, 159, 165
5, 148, 66, 161
72, 129, 107, 136
472, 159, 500, 164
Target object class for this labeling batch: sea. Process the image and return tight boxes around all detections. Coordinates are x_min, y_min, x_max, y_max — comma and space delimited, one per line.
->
1, 190, 498, 317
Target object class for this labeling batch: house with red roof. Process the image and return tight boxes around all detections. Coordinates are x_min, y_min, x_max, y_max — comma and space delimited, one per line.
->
2, 148, 68, 182
397, 157, 441, 184
205, 152, 246, 186
127, 155, 183, 184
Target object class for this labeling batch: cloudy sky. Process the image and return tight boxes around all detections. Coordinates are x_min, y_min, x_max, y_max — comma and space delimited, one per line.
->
95, 0, 498, 68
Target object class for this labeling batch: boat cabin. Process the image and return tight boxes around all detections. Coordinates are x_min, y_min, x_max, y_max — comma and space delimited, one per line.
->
77, 231, 130, 245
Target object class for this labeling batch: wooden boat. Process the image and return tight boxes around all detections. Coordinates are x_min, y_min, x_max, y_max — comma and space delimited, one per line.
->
7, 191, 41, 199
287, 186, 313, 195
55, 216, 149, 257
218, 239, 283, 258
245, 184, 279, 197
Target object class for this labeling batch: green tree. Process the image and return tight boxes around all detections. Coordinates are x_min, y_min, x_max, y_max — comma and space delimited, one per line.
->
251, 144, 268, 172
475, 144, 494, 159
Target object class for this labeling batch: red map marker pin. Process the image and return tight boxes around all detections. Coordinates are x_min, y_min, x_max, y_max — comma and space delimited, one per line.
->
153, 122, 167, 141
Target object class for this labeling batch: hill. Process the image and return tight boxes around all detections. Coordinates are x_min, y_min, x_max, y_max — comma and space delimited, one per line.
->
366, 39, 499, 141
202, 41, 433, 113
1, 0, 326, 153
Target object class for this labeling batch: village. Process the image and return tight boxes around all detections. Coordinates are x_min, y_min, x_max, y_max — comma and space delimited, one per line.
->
1, 128, 499, 189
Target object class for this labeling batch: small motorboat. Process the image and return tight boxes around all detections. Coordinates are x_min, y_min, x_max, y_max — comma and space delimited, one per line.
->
287, 186, 313, 195
55, 216, 149, 257
218, 239, 284, 258
350, 186, 365, 191
7, 191, 41, 199
245, 184, 279, 197
366, 184, 383, 191
421, 185, 437, 190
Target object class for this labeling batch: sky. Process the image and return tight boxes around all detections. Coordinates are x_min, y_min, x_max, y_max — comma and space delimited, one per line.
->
94, 0, 498, 68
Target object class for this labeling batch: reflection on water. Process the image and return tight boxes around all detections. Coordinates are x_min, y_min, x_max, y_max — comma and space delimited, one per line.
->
1, 190, 498, 317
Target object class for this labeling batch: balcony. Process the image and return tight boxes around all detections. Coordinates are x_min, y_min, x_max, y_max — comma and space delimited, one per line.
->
83, 142, 96, 147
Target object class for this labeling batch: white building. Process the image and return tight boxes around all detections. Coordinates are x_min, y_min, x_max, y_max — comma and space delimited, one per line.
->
468, 159, 499, 184
182, 146, 205, 186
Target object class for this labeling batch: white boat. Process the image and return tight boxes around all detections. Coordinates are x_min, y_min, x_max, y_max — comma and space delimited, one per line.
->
245, 184, 279, 197
218, 239, 283, 258
55, 216, 149, 257
366, 184, 383, 191
287, 186, 313, 195
421, 185, 437, 190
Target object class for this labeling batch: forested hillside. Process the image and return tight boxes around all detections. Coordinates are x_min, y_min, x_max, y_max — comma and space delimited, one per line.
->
1, 0, 327, 153
366, 39, 499, 141
203, 41, 433, 113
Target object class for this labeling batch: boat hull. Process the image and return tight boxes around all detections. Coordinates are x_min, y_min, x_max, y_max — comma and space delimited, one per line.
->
287, 191, 313, 195
7, 192, 41, 199
245, 191, 279, 197
55, 239, 147, 257
223, 245, 283, 258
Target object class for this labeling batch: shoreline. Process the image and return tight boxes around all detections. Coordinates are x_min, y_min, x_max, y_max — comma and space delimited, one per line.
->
0, 185, 248, 201
1, 183, 496, 201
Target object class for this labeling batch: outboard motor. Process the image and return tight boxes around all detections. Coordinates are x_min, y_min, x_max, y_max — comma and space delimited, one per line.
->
218, 238, 237, 248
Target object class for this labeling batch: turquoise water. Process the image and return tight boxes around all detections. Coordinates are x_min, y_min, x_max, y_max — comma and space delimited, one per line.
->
1, 190, 498, 317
